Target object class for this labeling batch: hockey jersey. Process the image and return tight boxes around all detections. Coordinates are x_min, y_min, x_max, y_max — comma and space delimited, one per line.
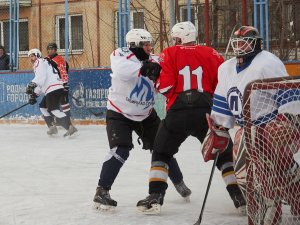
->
107, 47, 157, 121
156, 45, 224, 111
31, 58, 64, 95
211, 50, 289, 129
45, 54, 69, 84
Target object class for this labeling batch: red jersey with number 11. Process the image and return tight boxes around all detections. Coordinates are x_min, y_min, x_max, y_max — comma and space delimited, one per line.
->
156, 45, 224, 111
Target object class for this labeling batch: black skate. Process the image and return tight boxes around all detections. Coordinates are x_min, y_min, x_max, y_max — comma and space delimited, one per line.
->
227, 185, 247, 215
93, 186, 117, 211
136, 193, 164, 214
63, 125, 78, 137
47, 125, 58, 135
174, 180, 192, 202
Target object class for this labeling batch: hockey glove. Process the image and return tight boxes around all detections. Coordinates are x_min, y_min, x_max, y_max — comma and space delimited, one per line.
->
140, 60, 161, 82
28, 93, 38, 105
202, 114, 231, 162
26, 82, 37, 95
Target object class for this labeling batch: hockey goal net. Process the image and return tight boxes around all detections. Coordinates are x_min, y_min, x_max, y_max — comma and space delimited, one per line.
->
243, 76, 300, 225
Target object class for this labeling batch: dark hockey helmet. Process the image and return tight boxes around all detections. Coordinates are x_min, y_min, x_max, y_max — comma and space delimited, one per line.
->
230, 26, 262, 58
47, 42, 58, 50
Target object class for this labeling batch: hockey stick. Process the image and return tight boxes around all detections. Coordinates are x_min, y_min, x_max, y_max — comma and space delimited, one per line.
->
71, 96, 104, 117
194, 151, 220, 225
0, 102, 30, 119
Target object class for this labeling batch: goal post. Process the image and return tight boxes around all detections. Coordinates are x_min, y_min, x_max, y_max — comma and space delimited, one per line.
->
242, 76, 300, 225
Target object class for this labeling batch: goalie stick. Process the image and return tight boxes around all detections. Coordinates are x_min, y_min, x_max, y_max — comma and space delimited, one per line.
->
0, 103, 30, 119
71, 96, 104, 117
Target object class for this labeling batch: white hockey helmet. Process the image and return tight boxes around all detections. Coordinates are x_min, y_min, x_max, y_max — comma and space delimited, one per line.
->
171, 21, 197, 44
126, 29, 152, 48
28, 48, 42, 58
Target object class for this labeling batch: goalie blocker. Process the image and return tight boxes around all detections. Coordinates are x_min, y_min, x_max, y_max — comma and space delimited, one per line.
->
202, 114, 231, 162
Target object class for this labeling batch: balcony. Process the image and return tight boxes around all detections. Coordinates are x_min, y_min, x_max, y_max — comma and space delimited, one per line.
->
0, 0, 31, 8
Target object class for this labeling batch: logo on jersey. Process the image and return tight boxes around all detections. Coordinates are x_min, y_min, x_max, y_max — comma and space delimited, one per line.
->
227, 87, 243, 121
127, 77, 154, 109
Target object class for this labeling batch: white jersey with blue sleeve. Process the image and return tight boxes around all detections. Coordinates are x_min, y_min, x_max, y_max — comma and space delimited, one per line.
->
211, 50, 289, 129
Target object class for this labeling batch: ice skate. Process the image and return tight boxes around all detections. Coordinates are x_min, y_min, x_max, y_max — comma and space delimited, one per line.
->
63, 125, 78, 137
47, 125, 58, 135
174, 180, 191, 202
227, 185, 247, 215
93, 186, 117, 211
136, 193, 164, 215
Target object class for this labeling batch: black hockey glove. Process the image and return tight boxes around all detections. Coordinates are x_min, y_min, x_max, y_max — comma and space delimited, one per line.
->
26, 82, 37, 95
140, 60, 161, 82
28, 93, 38, 105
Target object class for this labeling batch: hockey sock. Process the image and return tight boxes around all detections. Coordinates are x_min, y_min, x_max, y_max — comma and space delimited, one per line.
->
149, 161, 169, 195
98, 146, 130, 190
51, 110, 70, 130
221, 162, 238, 187
43, 116, 54, 128
168, 157, 184, 185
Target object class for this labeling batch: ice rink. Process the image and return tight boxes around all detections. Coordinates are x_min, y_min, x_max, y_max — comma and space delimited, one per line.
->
0, 124, 249, 225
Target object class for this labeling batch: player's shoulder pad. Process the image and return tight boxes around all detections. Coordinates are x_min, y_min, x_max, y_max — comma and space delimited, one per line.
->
34, 58, 45, 69
112, 47, 134, 58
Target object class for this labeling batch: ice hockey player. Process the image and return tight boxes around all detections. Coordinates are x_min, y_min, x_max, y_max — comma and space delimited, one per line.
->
201, 26, 300, 224
92, 28, 191, 211
45, 42, 77, 135
137, 21, 245, 215
26, 48, 77, 137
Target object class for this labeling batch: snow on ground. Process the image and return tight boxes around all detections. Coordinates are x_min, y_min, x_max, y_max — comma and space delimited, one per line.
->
0, 124, 248, 225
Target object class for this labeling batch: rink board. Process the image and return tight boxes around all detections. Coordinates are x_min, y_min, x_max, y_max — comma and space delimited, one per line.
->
0, 68, 166, 122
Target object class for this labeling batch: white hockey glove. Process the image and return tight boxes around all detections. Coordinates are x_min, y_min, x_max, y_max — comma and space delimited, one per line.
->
202, 114, 231, 162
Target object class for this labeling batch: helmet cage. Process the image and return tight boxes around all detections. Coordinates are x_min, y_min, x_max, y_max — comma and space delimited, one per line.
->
231, 37, 257, 57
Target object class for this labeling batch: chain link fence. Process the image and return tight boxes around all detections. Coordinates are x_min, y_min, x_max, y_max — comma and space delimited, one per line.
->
0, 0, 299, 71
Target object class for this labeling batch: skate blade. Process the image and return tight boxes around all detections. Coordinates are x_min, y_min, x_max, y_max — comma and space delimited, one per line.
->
137, 204, 161, 215
63, 131, 79, 138
94, 202, 116, 212
237, 205, 247, 216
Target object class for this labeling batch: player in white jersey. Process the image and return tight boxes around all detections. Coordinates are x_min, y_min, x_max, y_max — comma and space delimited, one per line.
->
26, 48, 77, 137
202, 26, 300, 223
93, 29, 191, 211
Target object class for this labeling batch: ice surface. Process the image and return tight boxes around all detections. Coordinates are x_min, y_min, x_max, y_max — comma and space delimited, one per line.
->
0, 124, 247, 225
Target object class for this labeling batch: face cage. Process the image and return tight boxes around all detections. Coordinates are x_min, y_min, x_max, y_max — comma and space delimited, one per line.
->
231, 37, 257, 56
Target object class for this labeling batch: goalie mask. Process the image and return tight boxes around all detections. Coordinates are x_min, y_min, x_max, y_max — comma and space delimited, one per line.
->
171, 21, 197, 45
231, 26, 262, 58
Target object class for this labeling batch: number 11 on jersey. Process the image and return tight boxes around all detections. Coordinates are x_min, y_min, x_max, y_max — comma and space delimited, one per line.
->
179, 66, 203, 92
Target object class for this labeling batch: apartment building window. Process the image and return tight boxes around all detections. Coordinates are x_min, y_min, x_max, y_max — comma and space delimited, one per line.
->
179, 5, 196, 26
56, 14, 83, 51
132, 10, 145, 29
114, 10, 145, 47
179, 5, 206, 44
0, 19, 29, 53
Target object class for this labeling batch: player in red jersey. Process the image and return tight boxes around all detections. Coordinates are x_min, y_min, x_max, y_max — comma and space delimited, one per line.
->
137, 21, 245, 214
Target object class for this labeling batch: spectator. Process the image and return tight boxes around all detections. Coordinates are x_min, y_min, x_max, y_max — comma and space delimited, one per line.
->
0, 45, 10, 70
